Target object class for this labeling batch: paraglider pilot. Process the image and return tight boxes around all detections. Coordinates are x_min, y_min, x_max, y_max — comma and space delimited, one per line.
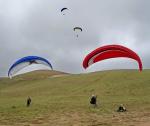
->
90, 94, 97, 107
27, 97, 32, 107
117, 104, 126, 112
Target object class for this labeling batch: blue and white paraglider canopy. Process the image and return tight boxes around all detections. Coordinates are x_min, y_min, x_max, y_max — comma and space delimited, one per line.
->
8, 56, 53, 78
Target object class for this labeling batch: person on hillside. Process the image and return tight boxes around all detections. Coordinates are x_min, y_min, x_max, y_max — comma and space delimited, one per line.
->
117, 104, 126, 112
90, 94, 97, 107
26, 97, 32, 107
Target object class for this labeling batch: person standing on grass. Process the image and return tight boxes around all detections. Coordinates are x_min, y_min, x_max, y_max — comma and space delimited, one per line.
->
90, 94, 97, 107
26, 97, 31, 107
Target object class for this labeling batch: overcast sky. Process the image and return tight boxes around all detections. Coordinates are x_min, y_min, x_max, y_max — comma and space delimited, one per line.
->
0, 0, 150, 77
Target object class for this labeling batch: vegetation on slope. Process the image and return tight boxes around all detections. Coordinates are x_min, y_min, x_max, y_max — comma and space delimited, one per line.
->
0, 70, 150, 125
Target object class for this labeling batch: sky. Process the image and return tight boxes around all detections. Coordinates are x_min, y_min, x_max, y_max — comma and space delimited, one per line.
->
0, 0, 150, 77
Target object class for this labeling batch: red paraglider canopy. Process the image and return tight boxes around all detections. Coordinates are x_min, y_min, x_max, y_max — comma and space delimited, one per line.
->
83, 45, 143, 71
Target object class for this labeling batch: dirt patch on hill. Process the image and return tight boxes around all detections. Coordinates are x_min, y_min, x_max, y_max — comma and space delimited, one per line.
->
10, 111, 149, 126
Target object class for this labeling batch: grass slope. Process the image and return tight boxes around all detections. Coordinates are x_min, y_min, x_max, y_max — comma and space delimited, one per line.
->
0, 70, 150, 126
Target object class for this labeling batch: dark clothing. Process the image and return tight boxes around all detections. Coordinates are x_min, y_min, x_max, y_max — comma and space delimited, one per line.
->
90, 96, 97, 105
117, 106, 126, 112
27, 97, 31, 107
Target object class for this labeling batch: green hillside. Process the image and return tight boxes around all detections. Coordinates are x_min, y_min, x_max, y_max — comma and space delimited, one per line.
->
0, 70, 150, 126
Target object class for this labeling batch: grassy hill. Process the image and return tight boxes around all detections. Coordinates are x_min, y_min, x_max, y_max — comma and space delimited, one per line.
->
0, 70, 150, 126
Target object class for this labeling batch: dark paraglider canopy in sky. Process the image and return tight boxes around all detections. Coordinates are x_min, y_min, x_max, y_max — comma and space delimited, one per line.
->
61, 7, 68, 12
73, 27, 82, 32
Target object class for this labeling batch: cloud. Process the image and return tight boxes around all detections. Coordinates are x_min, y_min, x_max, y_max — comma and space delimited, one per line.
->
0, 0, 149, 76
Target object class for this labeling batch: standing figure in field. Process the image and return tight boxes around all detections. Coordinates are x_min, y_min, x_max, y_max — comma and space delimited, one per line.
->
27, 97, 32, 107
90, 94, 97, 107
